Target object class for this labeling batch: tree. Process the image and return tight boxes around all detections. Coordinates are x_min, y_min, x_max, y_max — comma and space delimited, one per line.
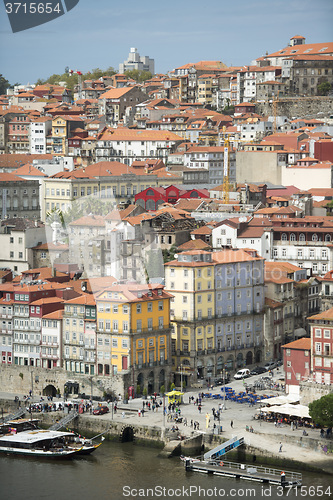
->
162, 244, 177, 264
0, 74, 10, 95
309, 393, 333, 427
317, 81, 331, 96
124, 70, 152, 82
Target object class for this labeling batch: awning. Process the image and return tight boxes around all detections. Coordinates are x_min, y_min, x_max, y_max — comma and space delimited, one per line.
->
260, 403, 310, 419
260, 395, 300, 405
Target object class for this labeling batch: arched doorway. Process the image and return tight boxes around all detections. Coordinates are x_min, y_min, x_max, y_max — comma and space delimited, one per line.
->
225, 355, 234, 372
206, 358, 214, 381
137, 373, 144, 395
147, 371, 154, 394
236, 353, 244, 368
159, 369, 165, 391
120, 426, 134, 442
255, 350, 262, 363
43, 384, 57, 397
246, 351, 253, 366
216, 356, 224, 376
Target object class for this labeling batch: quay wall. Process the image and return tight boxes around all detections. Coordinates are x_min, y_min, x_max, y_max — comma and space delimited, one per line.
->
0, 365, 128, 401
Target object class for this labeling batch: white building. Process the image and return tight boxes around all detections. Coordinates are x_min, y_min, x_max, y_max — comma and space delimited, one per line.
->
41, 310, 63, 369
0, 219, 48, 275
30, 117, 52, 155
119, 47, 155, 75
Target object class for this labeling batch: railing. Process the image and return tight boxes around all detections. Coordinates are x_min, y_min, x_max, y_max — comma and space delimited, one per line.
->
207, 459, 302, 482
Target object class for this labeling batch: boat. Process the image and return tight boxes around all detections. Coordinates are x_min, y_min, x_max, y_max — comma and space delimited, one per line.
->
0, 429, 87, 458
0, 418, 40, 436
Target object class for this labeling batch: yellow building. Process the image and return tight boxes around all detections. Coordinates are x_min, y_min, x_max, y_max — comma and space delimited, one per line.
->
51, 115, 86, 155
95, 283, 172, 394
165, 250, 215, 386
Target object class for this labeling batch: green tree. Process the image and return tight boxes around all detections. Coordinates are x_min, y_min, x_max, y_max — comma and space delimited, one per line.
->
317, 81, 331, 96
309, 393, 333, 427
0, 74, 10, 95
124, 70, 152, 82
162, 244, 177, 264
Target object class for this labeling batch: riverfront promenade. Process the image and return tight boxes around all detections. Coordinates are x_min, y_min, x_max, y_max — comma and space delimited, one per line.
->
1, 372, 332, 474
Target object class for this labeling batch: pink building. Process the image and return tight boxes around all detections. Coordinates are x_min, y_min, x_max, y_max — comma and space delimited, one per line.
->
308, 308, 333, 385
282, 338, 311, 396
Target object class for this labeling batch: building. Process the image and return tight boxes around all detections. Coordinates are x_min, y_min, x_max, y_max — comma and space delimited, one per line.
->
282, 338, 311, 396
0, 219, 47, 274
98, 87, 147, 127
95, 283, 172, 394
308, 307, 333, 385
30, 117, 52, 155
0, 172, 41, 220
164, 249, 265, 386
320, 270, 333, 311
63, 294, 97, 375
95, 128, 183, 165
119, 48, 155, 75
183, 146, 236, 185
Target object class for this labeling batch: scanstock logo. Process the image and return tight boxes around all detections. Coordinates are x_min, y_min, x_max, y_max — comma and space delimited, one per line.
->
4, 0, 80, 33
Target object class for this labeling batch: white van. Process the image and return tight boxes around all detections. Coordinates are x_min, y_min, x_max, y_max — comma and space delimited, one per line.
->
234, 368, 251, 380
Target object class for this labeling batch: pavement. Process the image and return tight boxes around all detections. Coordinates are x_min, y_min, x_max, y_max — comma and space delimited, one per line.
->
1, 370, 332, 473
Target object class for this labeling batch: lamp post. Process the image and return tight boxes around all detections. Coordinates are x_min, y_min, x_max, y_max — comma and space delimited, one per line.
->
180, 364, 183, 392
223, 366, 227, 410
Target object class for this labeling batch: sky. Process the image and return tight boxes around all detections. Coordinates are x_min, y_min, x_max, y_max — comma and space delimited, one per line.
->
0, 0, 332, 85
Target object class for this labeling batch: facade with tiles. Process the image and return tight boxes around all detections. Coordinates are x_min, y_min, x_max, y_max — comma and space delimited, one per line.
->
165, 249, 265, 386
309, 308, 333, 386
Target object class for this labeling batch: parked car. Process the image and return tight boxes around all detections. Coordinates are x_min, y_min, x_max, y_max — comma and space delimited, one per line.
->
234, 368, 251, 380
250, 366, 267, 376
264, 361, 277, 371
93, 406, 109, 415
214, 373, 231, 385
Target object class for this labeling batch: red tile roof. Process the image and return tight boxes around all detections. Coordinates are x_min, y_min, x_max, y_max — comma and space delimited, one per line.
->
281, 338, 311, 350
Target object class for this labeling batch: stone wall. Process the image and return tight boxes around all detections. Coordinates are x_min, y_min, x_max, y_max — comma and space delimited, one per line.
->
0, 365, 129, 400
255, 97, 333, 119
299, 381, 332, 405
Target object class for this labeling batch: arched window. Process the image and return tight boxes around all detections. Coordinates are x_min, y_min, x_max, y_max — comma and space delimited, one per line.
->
312, 233, 318, 242
299, 233, 305, 242
281, 233, 287, 241
325, 234, 331, 242
290, 233, 296, 241
146, 189, 155, 196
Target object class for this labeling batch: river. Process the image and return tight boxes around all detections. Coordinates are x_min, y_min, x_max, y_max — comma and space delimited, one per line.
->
1, 441, 331, 500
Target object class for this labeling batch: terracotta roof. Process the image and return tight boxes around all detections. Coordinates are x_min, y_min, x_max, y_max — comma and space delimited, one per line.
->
265, 42, 333, 58
32, 242, 68, 251
0, 172, 25, 182
69, 215, 105, 227
12, 164, 47, 177
65, 294, 96, 306
30, 297, 64, 306
178, 239, 211, 251
98, 128, 182, 142
281, 338, 311, 350
308, 307, 333, 321
99, 87, 139, 99
265, 297, 283, 308
42, 310, 64, 320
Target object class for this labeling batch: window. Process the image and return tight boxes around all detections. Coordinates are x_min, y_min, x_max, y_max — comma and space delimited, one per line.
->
136, 304, 141, 314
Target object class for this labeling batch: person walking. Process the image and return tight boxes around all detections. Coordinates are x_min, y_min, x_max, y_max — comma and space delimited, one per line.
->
279, 442, 283, 452
230, 420, 233, 428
